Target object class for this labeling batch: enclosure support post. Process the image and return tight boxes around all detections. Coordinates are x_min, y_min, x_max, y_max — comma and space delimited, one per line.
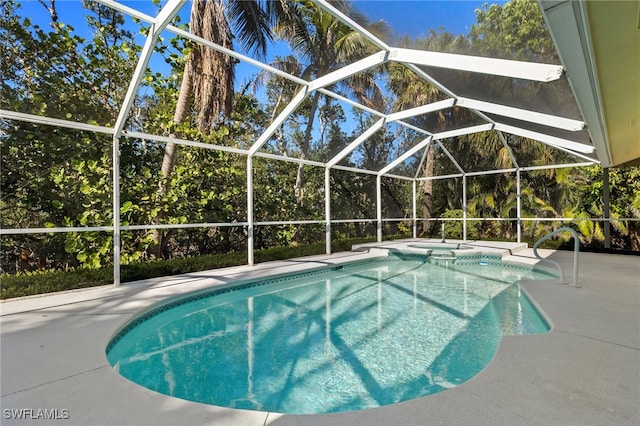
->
516, 168, 522, 243
376, 175, 382, 243
107, 0, 186, 287
462, 174, 467, 241
412, 180, 417, 239
603, 167, 611, 249
247, 156, 254, 266
325, 168, 332, 254
112, 138, 120, 287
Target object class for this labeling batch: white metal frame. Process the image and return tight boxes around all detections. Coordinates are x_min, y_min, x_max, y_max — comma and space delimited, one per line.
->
1, 0, 611, 287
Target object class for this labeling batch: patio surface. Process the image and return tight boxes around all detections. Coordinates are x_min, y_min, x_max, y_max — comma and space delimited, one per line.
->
1, 240, 638, 425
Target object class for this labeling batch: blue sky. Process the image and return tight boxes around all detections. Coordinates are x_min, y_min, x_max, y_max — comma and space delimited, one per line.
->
15, 0, 503, 90
354, 0, 496, 39
12, 0, 507, 161
18, 0, 498, 42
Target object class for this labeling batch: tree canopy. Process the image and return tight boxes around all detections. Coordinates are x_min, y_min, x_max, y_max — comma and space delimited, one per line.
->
1, 0, 637, 275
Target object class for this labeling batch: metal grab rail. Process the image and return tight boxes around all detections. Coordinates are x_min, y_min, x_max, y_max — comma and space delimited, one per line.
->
533, 226, 580, 287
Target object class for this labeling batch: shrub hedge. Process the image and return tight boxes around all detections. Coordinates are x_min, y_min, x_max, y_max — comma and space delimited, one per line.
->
0, 237, 378, 300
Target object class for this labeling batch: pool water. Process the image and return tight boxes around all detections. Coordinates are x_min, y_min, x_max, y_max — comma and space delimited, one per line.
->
107, 255, 552, 414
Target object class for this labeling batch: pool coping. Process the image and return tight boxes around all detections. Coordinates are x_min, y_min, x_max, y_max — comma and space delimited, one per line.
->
1, 239, 639, 425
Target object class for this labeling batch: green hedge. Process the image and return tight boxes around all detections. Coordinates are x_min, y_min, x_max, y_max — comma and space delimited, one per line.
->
0, 237, 379, 300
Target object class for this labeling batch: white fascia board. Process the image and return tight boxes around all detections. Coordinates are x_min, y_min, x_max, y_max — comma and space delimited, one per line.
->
538, 0, 611, 165
387, 99, 455, 122
308, 51, 388, 92
379, 136, 432, 175
327, 118, 386, 168
391, 48, 564, 82
457, 97, 585, 131
249, 87, 308, 156
433, 123, 494, 140
495, 123, 595, 153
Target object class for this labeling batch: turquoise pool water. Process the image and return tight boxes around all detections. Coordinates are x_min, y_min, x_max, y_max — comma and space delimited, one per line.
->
107, 254, 552, 414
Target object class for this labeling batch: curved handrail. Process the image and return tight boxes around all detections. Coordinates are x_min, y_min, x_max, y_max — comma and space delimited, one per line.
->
533, 226, 580, 287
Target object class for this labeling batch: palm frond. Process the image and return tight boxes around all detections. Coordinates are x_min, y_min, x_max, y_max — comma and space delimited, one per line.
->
227, 0, 272, 57
484, 193, 495, 209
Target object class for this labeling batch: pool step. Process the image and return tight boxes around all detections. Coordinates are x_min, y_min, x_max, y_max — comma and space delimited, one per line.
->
427, 250, 456, 265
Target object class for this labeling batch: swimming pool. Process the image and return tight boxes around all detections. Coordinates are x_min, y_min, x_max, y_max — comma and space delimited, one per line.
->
106, 253, 552, 414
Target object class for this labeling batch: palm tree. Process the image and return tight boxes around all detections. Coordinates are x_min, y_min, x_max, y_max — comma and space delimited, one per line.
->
272, 0, 390, 203
387, 31, 469, 236
153, 0, 294, 257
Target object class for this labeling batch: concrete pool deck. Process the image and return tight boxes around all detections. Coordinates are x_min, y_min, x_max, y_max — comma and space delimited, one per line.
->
1, 240, 638, 425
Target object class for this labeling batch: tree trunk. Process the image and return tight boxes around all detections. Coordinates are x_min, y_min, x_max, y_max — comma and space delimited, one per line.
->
421, 144, 435, 236
630, 222, 639, 251
151, 60, 194, 258
294, 91, 321, 204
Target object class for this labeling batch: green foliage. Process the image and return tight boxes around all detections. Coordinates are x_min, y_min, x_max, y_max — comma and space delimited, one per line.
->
441, 209, 480, 240
1, 0, 143, 271
2, 0, 638, 299
0, 236, 378, 299
470, 0, 556, 61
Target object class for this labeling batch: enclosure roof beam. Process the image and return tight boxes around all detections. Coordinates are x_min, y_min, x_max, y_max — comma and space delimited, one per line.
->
122, 130, 247, 156
318, 88, 386, 119
417, 173, 464, 181
96, 0, 310, 88
399, 62, 511, 140
496, 130, 519, 169
413, 144, 430, 179
391, 48, 565, 82
308, 51, 389, 92
435, 140, 466, 175
433, 123, 494, 140
378, 136, 432, 176
494, 123, 595, 154
111, 0, 186, 139
154, 0, 186, 29
326, 118, 386, 168
466, 168, 518, 177
318, 88, 433, 136
397, 61, 517, 148
248, 87, 308, 157
313, 0, 392, 51
456, 97, 585, 131
387, 99, 456, 123
521, 162, 598, 172
0, 109, 115, 135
